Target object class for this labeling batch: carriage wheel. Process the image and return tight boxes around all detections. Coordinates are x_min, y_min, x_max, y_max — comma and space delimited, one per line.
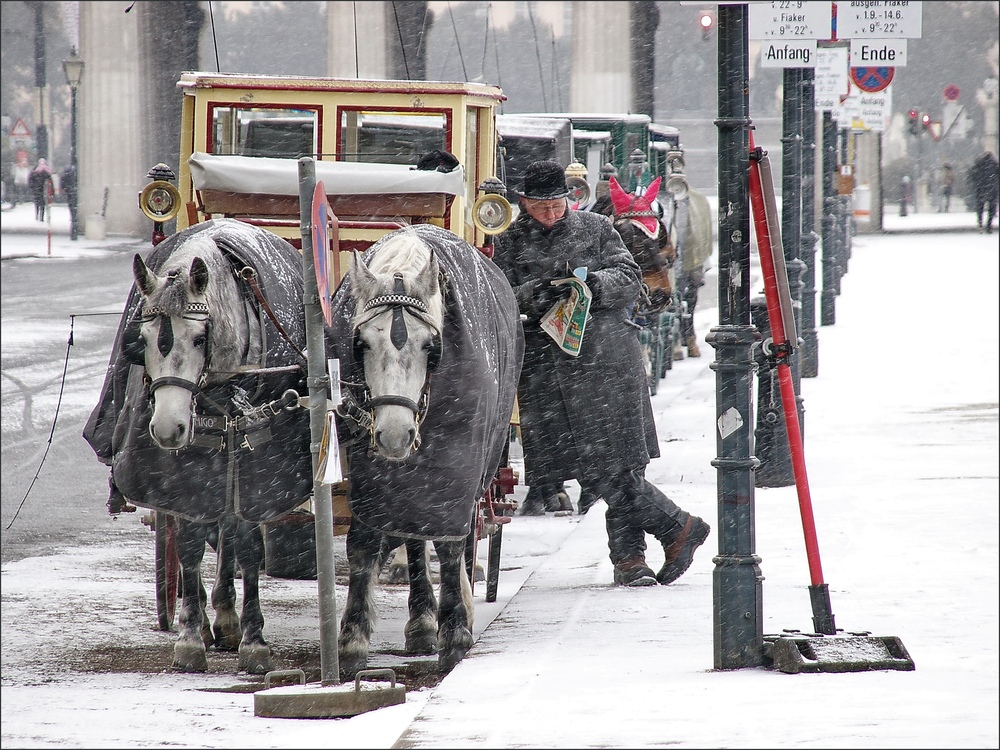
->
154, 511, 181, 631
485, 524, 502, 603
648, 318, 663, 395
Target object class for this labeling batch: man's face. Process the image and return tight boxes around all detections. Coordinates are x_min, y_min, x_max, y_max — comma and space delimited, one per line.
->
522, 197, 567, 228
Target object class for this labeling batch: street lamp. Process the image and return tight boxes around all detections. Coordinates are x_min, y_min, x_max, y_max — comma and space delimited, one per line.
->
62, 47, 84, 241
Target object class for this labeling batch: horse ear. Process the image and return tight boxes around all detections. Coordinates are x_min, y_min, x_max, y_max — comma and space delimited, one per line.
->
350, 249, 377, 301
133, 253, 156, 297
643, 177, 662, 204
608, 177, 630, 217
415, 250, 440, 298
189, 257, 209, 296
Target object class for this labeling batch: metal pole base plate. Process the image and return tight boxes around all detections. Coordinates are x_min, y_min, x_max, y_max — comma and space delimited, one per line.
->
254, 668, 406, 718
764, 631, 915, 674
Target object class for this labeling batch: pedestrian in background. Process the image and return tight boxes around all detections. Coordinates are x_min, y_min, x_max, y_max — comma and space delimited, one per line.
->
60, 163, 78, 238
29, 158, 52, 222
939, 163, 955, 213
969, 150, 999, 233
494, 160, 710, 587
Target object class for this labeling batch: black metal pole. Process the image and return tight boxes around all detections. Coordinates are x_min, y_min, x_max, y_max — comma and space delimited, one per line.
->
33, 2, 48, 160
707, 2, 764, 671
754, 66, 806, 488
821, 111, 837, 326
69, 85, 79, 241
798, 70, 819, 377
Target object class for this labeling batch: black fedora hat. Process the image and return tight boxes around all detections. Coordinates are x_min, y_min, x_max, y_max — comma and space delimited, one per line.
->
519, 160, 570, 200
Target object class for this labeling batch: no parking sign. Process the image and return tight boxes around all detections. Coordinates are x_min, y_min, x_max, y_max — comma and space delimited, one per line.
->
311, 181, 332, 327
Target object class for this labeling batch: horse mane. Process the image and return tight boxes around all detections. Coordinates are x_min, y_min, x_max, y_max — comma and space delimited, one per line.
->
149, 233, 252, 375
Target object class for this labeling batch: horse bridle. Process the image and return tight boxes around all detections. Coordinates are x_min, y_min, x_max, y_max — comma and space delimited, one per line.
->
139, 301, 212, 399
342, 273, 441, 453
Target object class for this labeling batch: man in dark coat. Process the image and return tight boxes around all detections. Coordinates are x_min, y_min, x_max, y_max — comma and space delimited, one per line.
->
494, 160, 710, 587
970, 150, 999, 233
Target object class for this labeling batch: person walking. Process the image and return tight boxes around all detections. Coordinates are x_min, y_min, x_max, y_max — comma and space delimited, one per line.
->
493, 160, 710, 587
28, 158, 52, 222
970, 150, 999, 233
939, 163, 955, 213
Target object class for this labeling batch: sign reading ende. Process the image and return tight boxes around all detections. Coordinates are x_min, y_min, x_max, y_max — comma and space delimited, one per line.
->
815, 46, 850, 110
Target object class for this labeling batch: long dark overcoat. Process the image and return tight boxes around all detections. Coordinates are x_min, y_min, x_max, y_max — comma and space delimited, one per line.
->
493, 209, 659, 488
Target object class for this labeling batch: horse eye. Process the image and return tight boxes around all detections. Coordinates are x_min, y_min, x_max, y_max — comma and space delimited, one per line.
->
193, 334, 207, 350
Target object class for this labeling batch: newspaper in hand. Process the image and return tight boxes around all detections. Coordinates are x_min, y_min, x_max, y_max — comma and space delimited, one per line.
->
539, 276, 592, 356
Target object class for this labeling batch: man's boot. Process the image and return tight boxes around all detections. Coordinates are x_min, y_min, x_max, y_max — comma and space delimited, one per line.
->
686, 335, 701, 358
656, 515, 711, 585
555, 484, 573, 512
607, 511, 656, 586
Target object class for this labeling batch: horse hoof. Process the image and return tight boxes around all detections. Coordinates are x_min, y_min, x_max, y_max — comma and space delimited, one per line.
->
437, 645, 470, 674
404, 631, 437, 656
338, 653, 368, 679
173, 642, 209, 672
238, 643, 273, 675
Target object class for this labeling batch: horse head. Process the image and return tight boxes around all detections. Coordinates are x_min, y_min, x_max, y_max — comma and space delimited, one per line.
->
349, 230, 444, 461
129, 234, 250, 450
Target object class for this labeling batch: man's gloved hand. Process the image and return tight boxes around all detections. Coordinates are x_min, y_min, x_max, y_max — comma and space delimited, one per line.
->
533, 280, 571, 313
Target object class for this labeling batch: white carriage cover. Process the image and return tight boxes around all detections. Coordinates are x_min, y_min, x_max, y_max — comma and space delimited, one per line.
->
188, 153, 466, 197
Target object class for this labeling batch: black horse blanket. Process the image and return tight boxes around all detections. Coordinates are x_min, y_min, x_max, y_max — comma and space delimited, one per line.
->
83, 219, 312, 523
328, 224, 524, 541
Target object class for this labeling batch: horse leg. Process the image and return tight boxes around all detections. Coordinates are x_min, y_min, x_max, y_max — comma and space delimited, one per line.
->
210, 517, 241, 651
172, 520, 210, 672
378, 537, 409, 585
338, 520, 380, 678
403, 538, 438, 655
235, 521, 273, 675
433, 538, 474, 673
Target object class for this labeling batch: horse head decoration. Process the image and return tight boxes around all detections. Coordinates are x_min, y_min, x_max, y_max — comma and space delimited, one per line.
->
603, 175, 676, 310
348, 231, 444, 461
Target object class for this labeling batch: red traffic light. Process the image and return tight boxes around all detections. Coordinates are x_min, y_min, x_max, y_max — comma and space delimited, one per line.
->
921, 113, 931, 127
699, 10, 715, 40
908, 109, 918, 120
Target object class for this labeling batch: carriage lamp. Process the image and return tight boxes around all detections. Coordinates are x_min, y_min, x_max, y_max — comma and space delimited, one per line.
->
565, 162, 592, 207
473, 177, 512, 235
139, 163, 182, 246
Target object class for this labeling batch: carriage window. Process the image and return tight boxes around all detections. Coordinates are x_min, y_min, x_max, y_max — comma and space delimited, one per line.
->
338, 110, 447, 165
210, 107, 319, 158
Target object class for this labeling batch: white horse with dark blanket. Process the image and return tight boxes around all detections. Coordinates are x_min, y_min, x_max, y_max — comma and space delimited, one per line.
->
330, 223, 524, 677
84, 219, 312, 674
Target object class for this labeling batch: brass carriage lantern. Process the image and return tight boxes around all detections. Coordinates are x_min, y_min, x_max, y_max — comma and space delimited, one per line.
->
139, 163, 182, 246
473, 176, 512, 238
564, 162, 592, 207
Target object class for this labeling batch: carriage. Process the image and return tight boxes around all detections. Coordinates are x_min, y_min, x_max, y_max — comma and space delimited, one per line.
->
115, 73, 523, 672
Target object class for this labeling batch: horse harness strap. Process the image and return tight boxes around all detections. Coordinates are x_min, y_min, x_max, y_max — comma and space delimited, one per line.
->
239, 265, 307, 363
189, 387, 301, 453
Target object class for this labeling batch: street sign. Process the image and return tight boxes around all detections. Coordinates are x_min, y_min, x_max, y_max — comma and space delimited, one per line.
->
850, 39, 907, 67
944, 84, 961, 101
760, 40, 817, 68
311, 181, 332, 327
840, 1, 922, 39
850, 66, 894, 93
10, 118, 31, 138
815, 46, 850, 109
749, 1, 833, 40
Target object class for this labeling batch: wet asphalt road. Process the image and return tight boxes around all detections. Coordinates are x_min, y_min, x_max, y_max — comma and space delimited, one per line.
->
1, 246, 139, 563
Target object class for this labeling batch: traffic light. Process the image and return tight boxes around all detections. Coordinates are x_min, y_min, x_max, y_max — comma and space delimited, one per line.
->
908, 109, 919, 136
921, 113, 931, 132
699, 9, 715, 41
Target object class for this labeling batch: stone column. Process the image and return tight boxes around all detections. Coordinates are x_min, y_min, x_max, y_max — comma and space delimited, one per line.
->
571, 3, 631, 112
78, 2, 147, 237
328, 1, 389, 78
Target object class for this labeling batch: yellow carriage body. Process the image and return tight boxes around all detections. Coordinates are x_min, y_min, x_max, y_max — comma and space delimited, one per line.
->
174, 72, 507, 286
